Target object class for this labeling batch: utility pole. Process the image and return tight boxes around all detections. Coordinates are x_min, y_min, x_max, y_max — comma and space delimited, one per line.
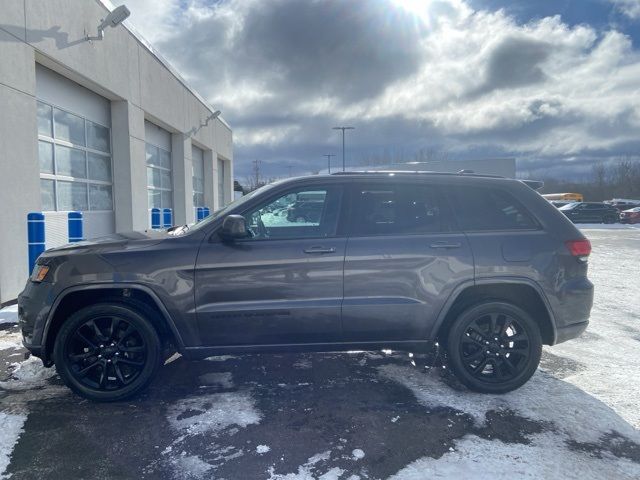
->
323, 154, 336, 174
252, 159, 261, 189
332, 126, 355, 172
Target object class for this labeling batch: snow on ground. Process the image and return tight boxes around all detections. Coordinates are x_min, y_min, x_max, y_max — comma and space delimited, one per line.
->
167, 391, 261, 436
0, 305, 17, 325
388, 432, 640, 480
0, 357, 57, 391
198, 372, 234, 389
0, 411, 26, 480
267, 451, 346, 480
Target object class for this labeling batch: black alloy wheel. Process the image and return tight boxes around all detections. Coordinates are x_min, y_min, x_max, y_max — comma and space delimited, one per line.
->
446, 301, 542, 393
53, 303, 162, 402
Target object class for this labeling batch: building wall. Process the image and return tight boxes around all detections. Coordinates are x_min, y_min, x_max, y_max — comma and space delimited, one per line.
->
0, 0, 233, 303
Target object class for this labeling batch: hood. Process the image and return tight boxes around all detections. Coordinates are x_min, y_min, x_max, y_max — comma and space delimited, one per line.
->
41, 230, 169, 256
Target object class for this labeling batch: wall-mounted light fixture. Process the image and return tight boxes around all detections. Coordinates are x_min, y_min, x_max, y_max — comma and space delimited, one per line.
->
86, 4, 131, 42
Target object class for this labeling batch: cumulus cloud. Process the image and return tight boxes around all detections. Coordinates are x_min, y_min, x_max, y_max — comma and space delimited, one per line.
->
125, 0, 640, 179
610, 0, 640, 19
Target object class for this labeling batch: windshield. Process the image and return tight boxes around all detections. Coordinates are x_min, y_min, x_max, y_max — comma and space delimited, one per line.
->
185, 183, 277, 233
559, 202, 580, 210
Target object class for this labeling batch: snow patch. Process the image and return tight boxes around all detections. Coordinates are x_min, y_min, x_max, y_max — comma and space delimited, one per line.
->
0, 357, 57, 391
204, 355, 237, 362
168, 454, 212, 479
0, 411, 27, 479
256, 445, 270, 454
379, 365, 639, 444
168, 391, 261, 436
351, 449, 365, 460
267, 451, 341, 480
388, 433, 640, 480
0, 305, 18, 325
0, 330, 22, 352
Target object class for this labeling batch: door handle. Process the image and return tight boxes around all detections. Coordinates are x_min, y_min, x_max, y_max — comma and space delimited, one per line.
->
304, 246, 336, 254
429, 242, 461, 249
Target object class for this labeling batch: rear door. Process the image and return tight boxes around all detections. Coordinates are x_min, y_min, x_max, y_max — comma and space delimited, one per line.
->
194, 183, 346, 346
341, 180, 474, 343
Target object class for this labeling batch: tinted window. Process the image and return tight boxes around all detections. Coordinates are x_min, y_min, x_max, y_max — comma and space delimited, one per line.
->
448, 186, 537, 231
351, 183, 446, 235
243, 186, 342, 239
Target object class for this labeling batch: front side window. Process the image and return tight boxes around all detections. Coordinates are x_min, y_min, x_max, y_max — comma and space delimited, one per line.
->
351, 183, 446, 236
242, 186, 342, 240
448, 185, 537, 231
37, 100, 112, 211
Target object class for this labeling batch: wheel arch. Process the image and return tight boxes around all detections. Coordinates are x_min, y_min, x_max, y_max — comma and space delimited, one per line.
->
42, 284, 185, 365
433, 278, 557, 346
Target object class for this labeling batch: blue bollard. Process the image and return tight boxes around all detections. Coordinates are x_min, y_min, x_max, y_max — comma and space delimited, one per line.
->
196, 207, 204, 222
151, 208, 161, 229
163, 208, 172, 228
67, 211, 84, 242
27, 212, 45, 274
203, 207, 210, 218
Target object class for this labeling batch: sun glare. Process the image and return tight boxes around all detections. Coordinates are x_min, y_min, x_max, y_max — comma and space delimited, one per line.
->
391, 0, 434, 25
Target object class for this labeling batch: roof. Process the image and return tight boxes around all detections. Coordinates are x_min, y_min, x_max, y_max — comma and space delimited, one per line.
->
97, 0, 230, 130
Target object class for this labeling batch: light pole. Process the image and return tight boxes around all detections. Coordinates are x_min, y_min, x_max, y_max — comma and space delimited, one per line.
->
323, 154, 336, 174
332, 126, 354, 172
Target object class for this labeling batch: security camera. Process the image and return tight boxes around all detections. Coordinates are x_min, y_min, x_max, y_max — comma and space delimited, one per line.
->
86, 4, 131, 41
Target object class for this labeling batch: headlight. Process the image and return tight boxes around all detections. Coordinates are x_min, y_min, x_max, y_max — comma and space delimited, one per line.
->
30, 264, 50, 283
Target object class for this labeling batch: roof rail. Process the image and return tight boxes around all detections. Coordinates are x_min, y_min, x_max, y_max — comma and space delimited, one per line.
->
331, 170, 505, 179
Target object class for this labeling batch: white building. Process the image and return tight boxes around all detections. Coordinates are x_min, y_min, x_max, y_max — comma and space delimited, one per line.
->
0, 0, 234, 303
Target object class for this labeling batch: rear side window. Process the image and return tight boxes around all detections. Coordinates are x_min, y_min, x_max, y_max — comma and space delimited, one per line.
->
448, 186, 537, 231
350, 183, 447, 235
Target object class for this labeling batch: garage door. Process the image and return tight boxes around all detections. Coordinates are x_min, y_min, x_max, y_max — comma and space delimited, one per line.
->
35, 64, 114, 245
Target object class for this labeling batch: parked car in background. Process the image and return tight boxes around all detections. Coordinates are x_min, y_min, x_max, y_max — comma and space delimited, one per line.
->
605, 199, 640, 212
559, 202, 619, 224
620, 207, 640, 224
19, 172, 594, 401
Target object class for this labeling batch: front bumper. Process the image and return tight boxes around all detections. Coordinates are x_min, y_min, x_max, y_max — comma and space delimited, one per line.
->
18, 280, 55, 363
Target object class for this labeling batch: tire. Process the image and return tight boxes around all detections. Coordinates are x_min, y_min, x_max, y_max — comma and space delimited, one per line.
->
603, 215, 616, 224
53, 303, 162, 402
445, 301, 542, 394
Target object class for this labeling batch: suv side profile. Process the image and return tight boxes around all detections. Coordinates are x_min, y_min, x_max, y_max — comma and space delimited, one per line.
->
18, 172, 594, 401
559, 202, 619, 224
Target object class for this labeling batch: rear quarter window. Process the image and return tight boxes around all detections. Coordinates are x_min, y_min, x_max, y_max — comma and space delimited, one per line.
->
448, 185, 538, 231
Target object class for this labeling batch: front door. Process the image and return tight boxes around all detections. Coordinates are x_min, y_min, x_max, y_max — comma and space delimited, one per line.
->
194, 184, 346, 346
342, 181, 474, 343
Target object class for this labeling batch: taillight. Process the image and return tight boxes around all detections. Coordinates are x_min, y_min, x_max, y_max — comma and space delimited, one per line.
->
565, 239, 591, 261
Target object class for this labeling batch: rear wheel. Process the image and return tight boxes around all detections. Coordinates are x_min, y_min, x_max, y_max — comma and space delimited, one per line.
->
53, 303, 162, 402
445, 301, 542, 393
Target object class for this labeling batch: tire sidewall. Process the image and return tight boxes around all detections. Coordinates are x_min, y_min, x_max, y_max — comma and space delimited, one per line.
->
446, 301, 542, 394
53, 303, 161, 402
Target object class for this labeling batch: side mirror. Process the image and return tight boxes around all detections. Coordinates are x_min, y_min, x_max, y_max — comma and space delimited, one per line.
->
219, 215, 249, 241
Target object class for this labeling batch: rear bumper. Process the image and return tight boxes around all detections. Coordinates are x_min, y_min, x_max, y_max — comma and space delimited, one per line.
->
550, 277, 594, 345
555, 320, 589, 344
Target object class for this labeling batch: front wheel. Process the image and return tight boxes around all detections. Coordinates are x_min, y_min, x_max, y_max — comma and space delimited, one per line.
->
53, 303, 162, 402
445, 301, 542, 394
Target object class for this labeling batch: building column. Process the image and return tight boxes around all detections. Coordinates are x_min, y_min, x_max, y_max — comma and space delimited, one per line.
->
111, 101, 148, 232
171, 133, 194, 225
203, 149, 215, 211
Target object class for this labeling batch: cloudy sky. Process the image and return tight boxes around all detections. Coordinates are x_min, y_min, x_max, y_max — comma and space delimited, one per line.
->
124, 0, 640, 181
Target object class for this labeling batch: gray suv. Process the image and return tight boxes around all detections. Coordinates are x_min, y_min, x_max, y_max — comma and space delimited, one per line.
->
18, 172, 594, 401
